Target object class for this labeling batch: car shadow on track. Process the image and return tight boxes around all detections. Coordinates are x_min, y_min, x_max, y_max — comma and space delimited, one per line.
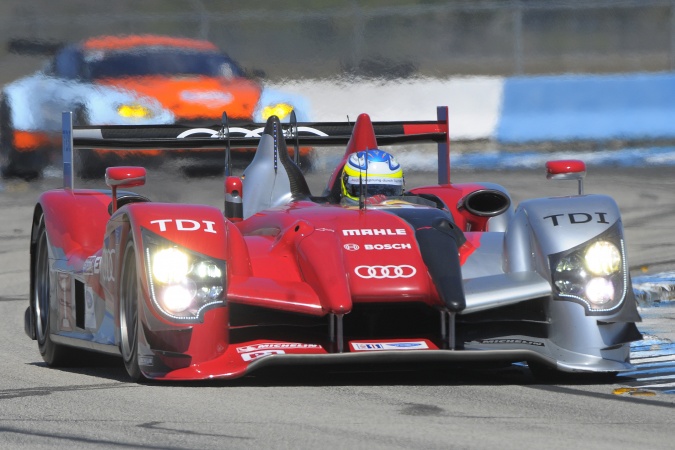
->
29, 358, 620, 388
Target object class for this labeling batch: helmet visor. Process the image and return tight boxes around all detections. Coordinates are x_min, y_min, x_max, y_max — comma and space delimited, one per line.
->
344, 175, 403, 199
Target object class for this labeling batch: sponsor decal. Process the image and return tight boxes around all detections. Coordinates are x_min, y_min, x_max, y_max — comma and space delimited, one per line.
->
345, 176, 402, 186
543, 212, 610, 227
84, 287, 96, 329
241, 350, 285, 361
82, 256, 97, 275
478, 339, 544, 347
180, 90, 233, 105
351, 341, 429, 351
342, 228, 406, 236
139, 355, 154, 366
150, 219, 217, 234
236, 343, 321, 353
100, 248, 116, 283
354, 265, 416, 279
177, 126, 328, 139
316, 228, 335, 232
57, 272, 73, 331
364, 243, 412, 250
344, 243, 412, 251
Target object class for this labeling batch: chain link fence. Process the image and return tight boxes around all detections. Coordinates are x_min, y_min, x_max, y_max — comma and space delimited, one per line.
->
1, 0, 674, 81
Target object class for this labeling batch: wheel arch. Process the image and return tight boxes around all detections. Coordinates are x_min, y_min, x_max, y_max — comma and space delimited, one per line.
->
113, 203, 237, 378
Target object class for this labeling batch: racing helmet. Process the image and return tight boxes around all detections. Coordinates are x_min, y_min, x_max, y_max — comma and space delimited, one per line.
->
341, 149, 404, 201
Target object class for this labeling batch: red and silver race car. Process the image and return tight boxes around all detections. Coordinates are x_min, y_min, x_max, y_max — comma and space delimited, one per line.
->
24, 107, 641, 381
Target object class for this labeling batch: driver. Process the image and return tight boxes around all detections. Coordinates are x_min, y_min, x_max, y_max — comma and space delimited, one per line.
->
340, 149, 404, 205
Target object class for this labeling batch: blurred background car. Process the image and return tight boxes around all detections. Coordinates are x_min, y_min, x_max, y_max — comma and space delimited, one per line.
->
0, 34, 311, 179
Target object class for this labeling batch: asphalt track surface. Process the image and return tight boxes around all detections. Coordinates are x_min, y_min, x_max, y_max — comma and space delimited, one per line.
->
0, 164, 674, 449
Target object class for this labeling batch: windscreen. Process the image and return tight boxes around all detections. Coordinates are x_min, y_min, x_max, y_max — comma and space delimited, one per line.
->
84, 48, 245, 79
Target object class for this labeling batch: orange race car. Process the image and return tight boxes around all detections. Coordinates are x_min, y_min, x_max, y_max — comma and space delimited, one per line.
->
0, 35, 311, 179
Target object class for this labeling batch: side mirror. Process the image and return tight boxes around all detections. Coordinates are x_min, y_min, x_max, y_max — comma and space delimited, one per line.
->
106, 166, 146, 212
224, 176, 243, 222
546, 160, 586, 195
247, 68, 267, 80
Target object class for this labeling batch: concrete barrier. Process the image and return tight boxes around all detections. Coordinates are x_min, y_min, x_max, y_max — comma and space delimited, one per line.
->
272, 72, 675, 145
497, 73, 675, 144
269, 77, 503, 141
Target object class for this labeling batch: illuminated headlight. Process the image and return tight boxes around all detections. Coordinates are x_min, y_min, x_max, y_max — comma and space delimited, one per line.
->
261, 103, 294, 120
143, 230, 225, 322
585, 277, 615, 305
152, 248, 189, 283
117, 103, 154, 119
584, 241, 621, 276
550, 226, 627, 314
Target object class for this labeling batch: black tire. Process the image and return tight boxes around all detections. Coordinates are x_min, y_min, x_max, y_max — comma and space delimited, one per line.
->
33, 218, 77, 365
0, 94, 44, 180
119, 239, 145, 382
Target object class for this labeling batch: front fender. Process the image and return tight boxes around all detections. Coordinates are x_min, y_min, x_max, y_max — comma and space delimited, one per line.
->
506, 194, 624, 275
107, 203, 240, 308
108, 203, 247, 370
505, 194, 640, 363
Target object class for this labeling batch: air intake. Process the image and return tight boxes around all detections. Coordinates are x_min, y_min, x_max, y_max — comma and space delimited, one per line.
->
458, 189, 511, 217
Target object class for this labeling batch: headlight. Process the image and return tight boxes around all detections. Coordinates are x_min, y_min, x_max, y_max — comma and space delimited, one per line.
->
261, 103, 294, 121
584, 241, 621, 276
550, 226, 627, 314
117, 103, 154, 119
143, 230, 225, 323
152, 248, 189, 283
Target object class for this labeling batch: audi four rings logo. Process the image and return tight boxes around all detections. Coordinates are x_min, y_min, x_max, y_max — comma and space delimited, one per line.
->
344, 244, 359, 251
354, 265, 417, 279
177, 126, 328, 139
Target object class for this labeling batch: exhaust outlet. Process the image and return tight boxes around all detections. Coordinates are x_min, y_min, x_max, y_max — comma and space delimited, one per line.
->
458, 189, 511, 217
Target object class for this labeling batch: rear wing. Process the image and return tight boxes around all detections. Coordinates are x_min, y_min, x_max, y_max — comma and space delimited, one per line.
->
8, 38, 63, 56
62, 106, 451, 189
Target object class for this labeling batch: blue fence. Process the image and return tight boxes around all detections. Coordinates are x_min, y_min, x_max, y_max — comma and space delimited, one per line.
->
496, 73, 675, 144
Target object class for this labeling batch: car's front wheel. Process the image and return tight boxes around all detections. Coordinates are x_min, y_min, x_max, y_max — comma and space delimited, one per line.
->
119, 239, 145, 382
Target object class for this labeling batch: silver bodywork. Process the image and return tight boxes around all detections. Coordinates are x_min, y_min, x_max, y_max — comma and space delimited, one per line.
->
242, 133, 295, 219
457, 192, 638, 372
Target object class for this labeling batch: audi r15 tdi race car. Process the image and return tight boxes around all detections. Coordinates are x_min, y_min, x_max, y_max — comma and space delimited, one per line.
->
24, 106, 642, 382
1, 34, 310, 179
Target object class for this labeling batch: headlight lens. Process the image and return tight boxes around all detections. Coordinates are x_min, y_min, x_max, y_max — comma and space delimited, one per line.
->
261, 103, 294, 121
152, 248, 189, 283
585, 277, 615, 305
551, 227, 627, 314
143, 230, 225, 322
117, 103, 154, 119
584, 241, 621, 276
